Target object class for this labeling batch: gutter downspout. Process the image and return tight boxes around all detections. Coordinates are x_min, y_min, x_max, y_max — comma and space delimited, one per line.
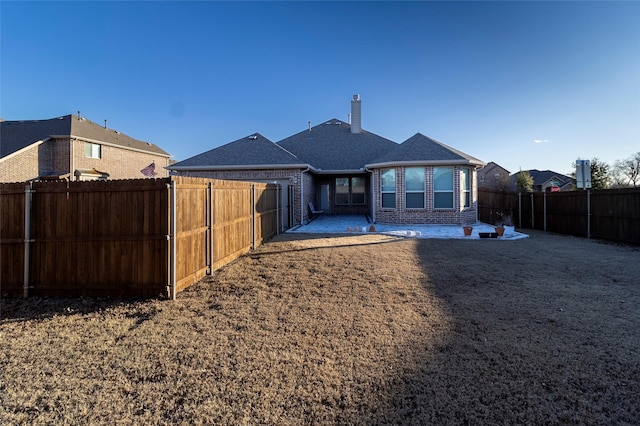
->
23, 183, 34, 298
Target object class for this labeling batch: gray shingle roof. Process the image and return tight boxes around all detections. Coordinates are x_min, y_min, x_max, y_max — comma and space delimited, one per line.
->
0, 115, 169, 158
366, 133, 484, 167
170, 133, 305, 169
276, 119, 398, 171
512, 169, 574, 188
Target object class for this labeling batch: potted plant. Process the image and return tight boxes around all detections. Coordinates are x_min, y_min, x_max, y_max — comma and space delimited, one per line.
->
462, 225, 473, 236
495, 212, 514, 236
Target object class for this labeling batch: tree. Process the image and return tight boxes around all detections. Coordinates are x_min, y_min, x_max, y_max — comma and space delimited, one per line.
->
515, 170, 534, 192
612, 152, 640, 187
589, 158, 610, 189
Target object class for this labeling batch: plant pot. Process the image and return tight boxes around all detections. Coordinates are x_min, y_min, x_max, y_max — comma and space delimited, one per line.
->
494, 226, 505, 237
463, 226, 473, 236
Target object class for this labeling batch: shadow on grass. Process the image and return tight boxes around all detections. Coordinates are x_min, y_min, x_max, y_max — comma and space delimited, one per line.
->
0, 296, 158, 323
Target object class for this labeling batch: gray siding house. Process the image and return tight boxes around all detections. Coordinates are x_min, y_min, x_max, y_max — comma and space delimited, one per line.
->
169, 96, 485, 228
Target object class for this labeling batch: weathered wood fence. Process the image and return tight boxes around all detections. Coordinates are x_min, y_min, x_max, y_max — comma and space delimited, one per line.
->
0, 177, 280, 298
478, 188, 640, 245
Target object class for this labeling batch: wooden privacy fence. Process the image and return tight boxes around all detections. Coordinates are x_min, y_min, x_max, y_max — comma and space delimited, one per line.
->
479, 188, 640, 245
0, 177, 280, 298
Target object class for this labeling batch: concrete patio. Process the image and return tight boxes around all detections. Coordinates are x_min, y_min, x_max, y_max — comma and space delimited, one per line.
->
287, 215, 528, 240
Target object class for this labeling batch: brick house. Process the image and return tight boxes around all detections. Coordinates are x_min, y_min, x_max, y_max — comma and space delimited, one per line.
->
477, 161, 511, 190
169, 96, 485, 228
0, 114, 171, 183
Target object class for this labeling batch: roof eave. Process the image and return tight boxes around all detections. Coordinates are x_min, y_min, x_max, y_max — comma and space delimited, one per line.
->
53, 134, 172, 158
366, 159, 486, 169
168, 163, 313, 171
311, 168, 368, 175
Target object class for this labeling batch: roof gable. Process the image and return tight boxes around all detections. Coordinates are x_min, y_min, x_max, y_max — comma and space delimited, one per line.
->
367, 133, 484, 167
1, 114, 169, 158
170, 133, 305, 169
276, 119, 398, 171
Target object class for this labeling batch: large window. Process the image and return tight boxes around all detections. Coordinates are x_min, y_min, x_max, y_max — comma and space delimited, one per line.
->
405, 167, 425, 208
461, 168, 471, 208
351, 177, 365, 204
336, 178, 349, 205
434, 167, 454, 209
85, 142, 102, 159
336, 177, 366, 205
381, 168, 396, 208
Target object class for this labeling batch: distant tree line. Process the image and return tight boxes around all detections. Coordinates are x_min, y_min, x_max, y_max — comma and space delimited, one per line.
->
569, 152, 640, 190
510, 151, 639, 192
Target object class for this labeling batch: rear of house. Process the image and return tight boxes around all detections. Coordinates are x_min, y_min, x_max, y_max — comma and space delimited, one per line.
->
169, 95, 485, 227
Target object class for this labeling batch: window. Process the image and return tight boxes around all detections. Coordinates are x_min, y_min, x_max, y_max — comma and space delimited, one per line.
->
351, 177, 365, 204
433, 167, 454, 208
405, 167, 425, 208
461, 168, 471, 208
335, 177, 366, 205
381, 168, 396, 208
85, 142, 102, 159
336, 178, 349, 205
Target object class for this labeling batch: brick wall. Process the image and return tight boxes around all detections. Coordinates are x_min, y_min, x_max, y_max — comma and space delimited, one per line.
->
0, 144, 42, 182
1, 138, 169, 182
373, 165, 478, 225
73, 139, 169, 179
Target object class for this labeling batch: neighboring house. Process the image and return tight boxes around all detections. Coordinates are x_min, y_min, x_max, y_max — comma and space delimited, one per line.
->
0, 114, 171, 182
169, 95, 485, 228
477, 161, 511, 190
510, 169, 575, 192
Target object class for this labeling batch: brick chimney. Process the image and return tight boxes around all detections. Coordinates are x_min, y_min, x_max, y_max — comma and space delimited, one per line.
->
350, 94, 361, 134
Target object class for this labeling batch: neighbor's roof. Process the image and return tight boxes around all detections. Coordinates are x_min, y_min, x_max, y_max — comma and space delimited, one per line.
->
513, 169, 574, 187
276, 119, 398, 172
366, 133, 485, 168
169, 133, 308, 170
0, 114, 170, 158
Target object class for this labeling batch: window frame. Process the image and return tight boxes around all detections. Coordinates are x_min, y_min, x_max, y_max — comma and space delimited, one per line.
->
335, 177, 366, 206
404, 167, 425, 209
433, 166, 454, 209
380, 168, 396, 209
461, 168, 471, 209
85, 142, 102, 159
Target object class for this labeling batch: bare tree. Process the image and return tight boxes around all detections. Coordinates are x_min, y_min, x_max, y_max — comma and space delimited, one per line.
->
612, 152, 640, 187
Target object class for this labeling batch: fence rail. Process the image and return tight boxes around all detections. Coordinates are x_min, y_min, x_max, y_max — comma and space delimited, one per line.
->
478, 188, 640, 245
0, 177, 280, 298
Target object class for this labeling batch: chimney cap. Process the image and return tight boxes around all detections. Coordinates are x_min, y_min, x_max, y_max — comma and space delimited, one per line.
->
352, 94, 360, 101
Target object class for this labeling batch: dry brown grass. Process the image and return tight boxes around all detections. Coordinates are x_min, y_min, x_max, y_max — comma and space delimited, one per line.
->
1, 231, 639, 425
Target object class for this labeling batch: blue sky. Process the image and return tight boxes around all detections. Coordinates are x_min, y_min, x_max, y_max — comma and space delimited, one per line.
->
2, 1, 639, 175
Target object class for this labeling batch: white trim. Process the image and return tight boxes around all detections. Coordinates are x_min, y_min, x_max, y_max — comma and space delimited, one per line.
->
366, 159, 485, 169
169, 164, 313, 171
61, 135, 171, 158
0, 138, 49, 162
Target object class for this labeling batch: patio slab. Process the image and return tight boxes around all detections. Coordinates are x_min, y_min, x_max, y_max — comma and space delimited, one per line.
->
286, 215, 529, 240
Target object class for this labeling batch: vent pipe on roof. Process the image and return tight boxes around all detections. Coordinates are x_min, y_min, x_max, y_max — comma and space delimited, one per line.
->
77, 111, 81, 120
104, 119, 107, 129
308, 121, 311, 131
350, 95, 361, 134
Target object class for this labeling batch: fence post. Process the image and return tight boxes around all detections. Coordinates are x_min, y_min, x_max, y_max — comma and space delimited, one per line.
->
169, 180, 177, 300
587, 189, 591, 239
531, 192, 535, 230
208, 182, 213, 274
23, 183, 34, 298
251, 184, 256, 250
276, 185, 280, 235
543, 191, 547, 232
518, 192, 522, 228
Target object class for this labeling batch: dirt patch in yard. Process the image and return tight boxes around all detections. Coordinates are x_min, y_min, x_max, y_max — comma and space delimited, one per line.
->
1, 230, 639, 424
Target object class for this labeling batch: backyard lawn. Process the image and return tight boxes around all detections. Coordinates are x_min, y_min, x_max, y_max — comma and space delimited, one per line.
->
1, 230, 639, 424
